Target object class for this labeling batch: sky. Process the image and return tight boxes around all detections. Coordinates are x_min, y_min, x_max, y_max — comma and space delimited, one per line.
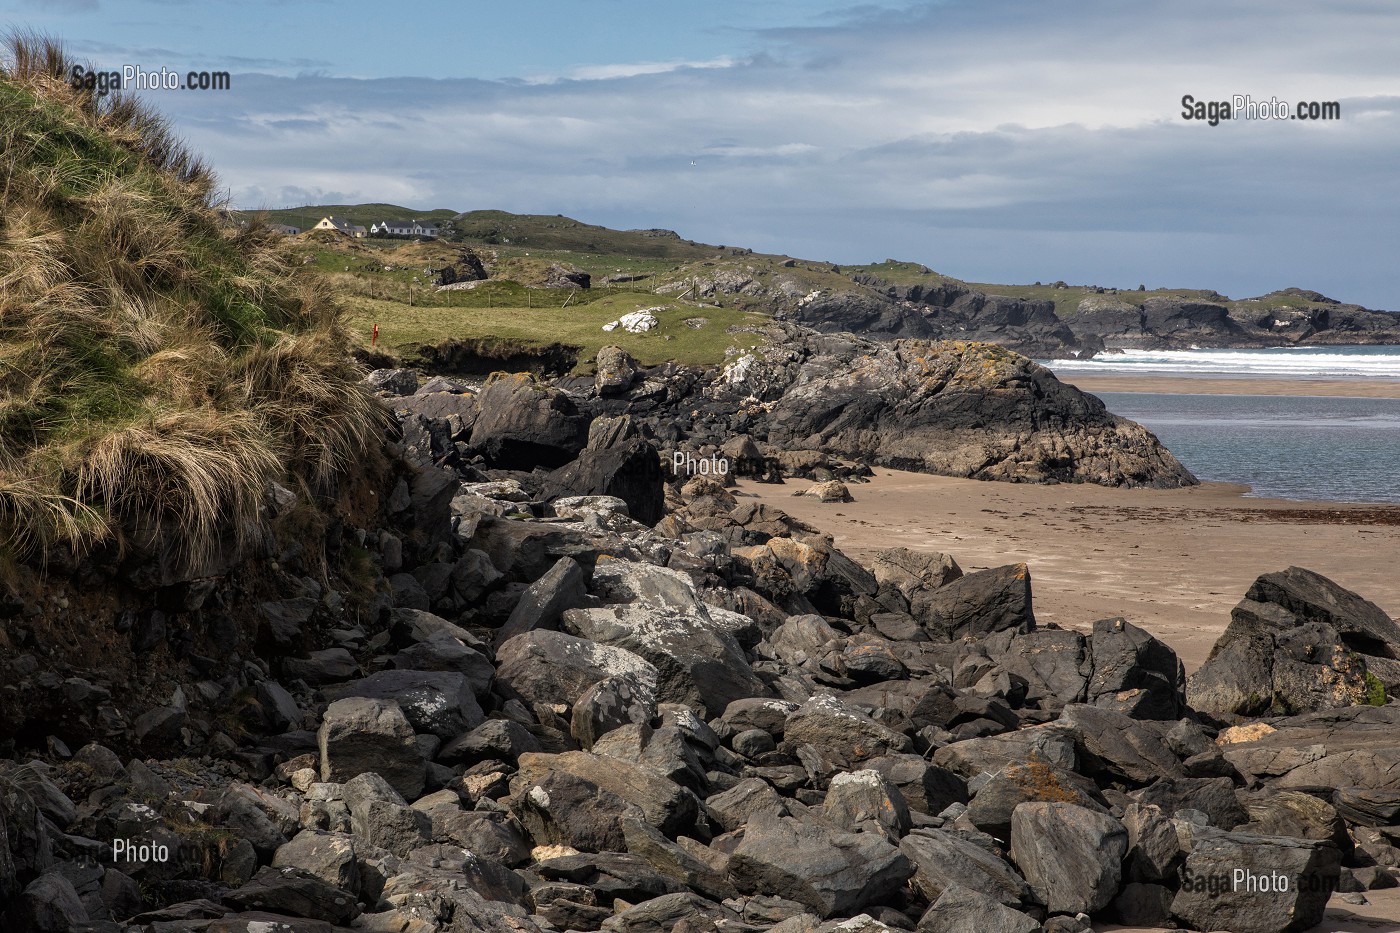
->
5, 0, 1399, 308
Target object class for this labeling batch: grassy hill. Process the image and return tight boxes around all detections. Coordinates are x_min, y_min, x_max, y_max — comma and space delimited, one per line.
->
0, 38, 381, 566
250, 203, 1381, 375
249, 203, 459, 233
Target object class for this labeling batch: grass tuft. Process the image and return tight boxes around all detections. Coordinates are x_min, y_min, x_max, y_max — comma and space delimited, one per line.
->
0, 34, 385, 570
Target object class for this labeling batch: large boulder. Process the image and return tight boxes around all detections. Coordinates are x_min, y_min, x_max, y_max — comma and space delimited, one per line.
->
328, 670, 484, 740
468, 371, 589, 470
1189, 575, 1382, 717
915, 883, 1040, 933
317, 697, 426, 800
782, 694, 912, 767
1170, 832, 1341, 933
912, 564, 1035, 640
495, 629, 658, 711
1086, 617, 1186, 719
900, 829, 1033, 908
728, 813, 913, 918
514, 751, 698, 837
1010, 802, 1127, 915
543, 416, 664, 526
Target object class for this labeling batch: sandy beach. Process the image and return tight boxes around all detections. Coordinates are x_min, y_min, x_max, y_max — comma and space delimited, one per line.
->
1060, 373, 1400, 399
740, 470, 1400, 672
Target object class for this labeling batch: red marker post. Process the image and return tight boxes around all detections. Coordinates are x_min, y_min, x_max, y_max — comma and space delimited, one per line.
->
372, 323, 379, 347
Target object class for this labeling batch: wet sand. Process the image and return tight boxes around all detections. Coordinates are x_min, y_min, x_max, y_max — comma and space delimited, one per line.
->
740, 471, 1400, 672
1060, 373, 1400, 398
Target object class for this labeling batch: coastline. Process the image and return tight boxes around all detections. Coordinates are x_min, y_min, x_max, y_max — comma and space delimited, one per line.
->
1057, 373, 1400, 398
739, 469, 1400, 672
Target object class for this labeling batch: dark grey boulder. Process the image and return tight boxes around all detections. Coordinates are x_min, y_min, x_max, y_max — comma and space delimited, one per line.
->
600, 892, 740, 933
563, 603, 767, 717
1010, 801, 1127, 915
915, 882, 1039, 933
705, 778, 791, 833
495, 629, 658, 711
965, 760, 1107, 840
900, 828, 1032, 908
1247, 566, 1400, 658
515, 751, 697, 837
571, 675, 658, 750
468, 372, 589, 470
994, 629, 1090, 708
329, 670, 484, 740
782, 694, 911, 767
317, 697, 426, 800
865, 754, 968, 816
494, 556, 588, 647
821, 769, 911, 839
1188, 569, 1390, 717
912, 563, 1034, 641
271, 830, 359, 891
1058, 704, 1186, 784
1087, 617, 1186, 719
728, 813, 913, 918
222, 865, 360, 925
1170, 832, 1341, 933
1136, 777, 1247, 830
512, 769, 638, 852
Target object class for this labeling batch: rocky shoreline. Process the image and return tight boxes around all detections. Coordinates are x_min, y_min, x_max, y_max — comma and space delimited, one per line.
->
3, 340, 1399, 933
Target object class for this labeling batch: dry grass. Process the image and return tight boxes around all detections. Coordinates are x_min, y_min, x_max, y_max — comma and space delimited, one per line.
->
0, 33, 385, 570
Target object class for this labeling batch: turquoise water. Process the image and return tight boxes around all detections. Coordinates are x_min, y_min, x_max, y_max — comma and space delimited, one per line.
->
1096, 392, 1400, 503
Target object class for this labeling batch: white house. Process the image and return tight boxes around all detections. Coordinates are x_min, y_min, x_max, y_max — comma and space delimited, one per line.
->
370, 219, 440, 238
314, 216, 367, 237
266, 223, 301, 235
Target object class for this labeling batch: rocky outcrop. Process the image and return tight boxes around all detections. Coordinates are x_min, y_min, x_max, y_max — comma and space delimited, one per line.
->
1188, 567, 1399, 717
697, 328, 1196, 487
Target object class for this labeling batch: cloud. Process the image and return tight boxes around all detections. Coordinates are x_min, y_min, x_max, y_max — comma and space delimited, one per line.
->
138, 0, 1400, 306
526, 56, 740, 84
20, 0, 98, 10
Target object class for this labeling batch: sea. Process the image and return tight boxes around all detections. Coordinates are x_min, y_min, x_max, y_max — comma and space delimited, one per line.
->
1043, 346, 1400, 504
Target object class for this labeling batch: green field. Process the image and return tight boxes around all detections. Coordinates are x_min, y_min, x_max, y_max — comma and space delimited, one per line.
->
341, 291, 765, 371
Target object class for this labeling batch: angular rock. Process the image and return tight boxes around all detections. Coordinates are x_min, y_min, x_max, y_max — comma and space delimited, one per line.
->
915, 882, 1039, 933
515, 751, 697, 837
494, 556, 588, 647
912, 564, 1034, 641
330, 670, 484, 740
318, 697, 426, 800
1170, 832, 1341, 933
222, 865, 360, 925
1010, 801, 1127, 915
782, 694, 911, 768
822, 769, 911, 839
495, 629, 658, 711
728, 813, 913, 918
468, 372, 589, 470
1086, 617, 1186, 719
900, 828, 1032, 908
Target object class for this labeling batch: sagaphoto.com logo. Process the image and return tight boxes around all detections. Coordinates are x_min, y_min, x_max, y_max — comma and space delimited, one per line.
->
1181, 94, 1341, 126
70, 64, 231, 97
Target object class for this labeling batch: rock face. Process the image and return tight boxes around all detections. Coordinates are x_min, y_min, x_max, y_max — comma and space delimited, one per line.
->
1188, 567, 1397, 716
